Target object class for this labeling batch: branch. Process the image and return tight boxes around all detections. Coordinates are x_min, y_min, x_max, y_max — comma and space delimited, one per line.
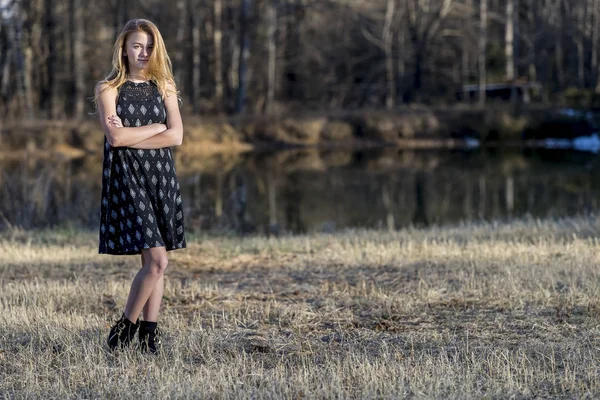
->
361, 25, 385, 49
422, 0, 455, 45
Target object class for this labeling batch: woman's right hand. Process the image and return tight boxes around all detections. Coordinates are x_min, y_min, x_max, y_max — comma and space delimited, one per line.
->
157, 123, 168, 133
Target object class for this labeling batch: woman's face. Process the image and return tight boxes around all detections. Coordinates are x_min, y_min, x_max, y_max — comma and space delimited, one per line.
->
123, 31, 153, 74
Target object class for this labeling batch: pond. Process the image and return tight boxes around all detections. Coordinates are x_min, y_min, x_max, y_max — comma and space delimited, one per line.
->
1, 147, 600, 234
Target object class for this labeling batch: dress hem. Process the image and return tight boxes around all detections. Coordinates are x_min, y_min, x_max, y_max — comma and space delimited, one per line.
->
99, 244, 187, 256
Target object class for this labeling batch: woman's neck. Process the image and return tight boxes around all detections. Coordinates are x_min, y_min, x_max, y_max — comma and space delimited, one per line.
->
127, 72, 148, 82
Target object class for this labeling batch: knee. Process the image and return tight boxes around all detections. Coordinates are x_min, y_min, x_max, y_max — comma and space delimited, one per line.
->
147, 257, 168, 277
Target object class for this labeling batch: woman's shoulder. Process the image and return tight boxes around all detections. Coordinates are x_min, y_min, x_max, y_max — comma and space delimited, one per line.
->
95, 81, 119, 98
161, 80, 178, 100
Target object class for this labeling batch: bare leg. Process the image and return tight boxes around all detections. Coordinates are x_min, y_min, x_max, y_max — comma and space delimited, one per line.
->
123, 247, 168, 322
137, 252, 165, 322
143, 275, 164, 322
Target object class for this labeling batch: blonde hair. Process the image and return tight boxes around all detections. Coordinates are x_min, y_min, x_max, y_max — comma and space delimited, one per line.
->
93, 19, 177, 105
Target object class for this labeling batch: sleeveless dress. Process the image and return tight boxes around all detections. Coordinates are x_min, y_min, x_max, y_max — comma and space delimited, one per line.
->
98, 80, 186, 255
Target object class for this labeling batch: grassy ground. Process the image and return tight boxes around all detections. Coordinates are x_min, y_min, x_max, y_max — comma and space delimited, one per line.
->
2, 217, 600, 398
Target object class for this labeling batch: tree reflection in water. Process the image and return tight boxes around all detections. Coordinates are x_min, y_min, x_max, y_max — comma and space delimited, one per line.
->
1, 148, 599, 232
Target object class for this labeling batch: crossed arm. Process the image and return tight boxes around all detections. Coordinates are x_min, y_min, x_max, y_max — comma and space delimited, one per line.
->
95, 82, 183, 149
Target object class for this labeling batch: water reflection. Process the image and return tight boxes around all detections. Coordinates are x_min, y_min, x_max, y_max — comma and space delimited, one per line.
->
1, 147, 600, 233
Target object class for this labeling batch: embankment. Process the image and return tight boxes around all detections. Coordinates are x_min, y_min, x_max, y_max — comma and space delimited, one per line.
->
0, 105, 589, 160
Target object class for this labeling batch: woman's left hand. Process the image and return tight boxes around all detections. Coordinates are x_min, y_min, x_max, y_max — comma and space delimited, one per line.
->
108, 115, 123, 128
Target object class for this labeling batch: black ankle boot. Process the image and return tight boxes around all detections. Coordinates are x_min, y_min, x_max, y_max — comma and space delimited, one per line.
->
107, 313, 140, 350
138, 321, 162, 354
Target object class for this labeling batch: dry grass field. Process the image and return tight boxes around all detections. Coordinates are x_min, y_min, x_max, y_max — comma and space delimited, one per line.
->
2, 217, 600, 398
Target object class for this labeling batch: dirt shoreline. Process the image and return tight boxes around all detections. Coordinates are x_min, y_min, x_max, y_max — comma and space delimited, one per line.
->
0, 106, 589, 160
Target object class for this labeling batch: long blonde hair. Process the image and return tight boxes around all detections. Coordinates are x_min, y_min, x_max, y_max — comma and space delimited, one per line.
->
93, 19, 177, 105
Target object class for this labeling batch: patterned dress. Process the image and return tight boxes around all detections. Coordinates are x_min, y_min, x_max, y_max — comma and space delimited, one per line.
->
98, 80, 186, 255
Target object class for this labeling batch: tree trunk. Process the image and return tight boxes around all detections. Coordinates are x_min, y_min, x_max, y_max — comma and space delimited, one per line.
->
555, 0, 565, 89
505, 0, 515, 81
593, 0, 600, 88
397, 18, 406, 103
478, 0, 487, 106
189, 0, 202, 112
14, 5, 33, 118
69, 0, 85, 119
595, 0, 600, 91
383, 0, 395, 109
577, 39, 585, 88
229, 7, 240, 112
45, 0, 59, 118
1, 20, 14, 113
528, 0, 537, 83
576, 3, 585, 87
213, 0, 224, 111
113, 0, 128, 41
236, 0, 251, 113
413, 48, 424, 99
266, 0, 277, 115
462, 0, 474, 88
174, 0, 186, 89
0, 20, 5, 104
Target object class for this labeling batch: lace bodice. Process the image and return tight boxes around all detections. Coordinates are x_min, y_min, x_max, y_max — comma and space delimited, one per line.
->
116, 81, 167, 127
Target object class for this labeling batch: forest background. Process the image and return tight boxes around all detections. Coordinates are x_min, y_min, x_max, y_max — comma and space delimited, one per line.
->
1, 0, 593, 122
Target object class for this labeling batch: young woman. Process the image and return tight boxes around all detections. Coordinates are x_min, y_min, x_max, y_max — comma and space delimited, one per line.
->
94, 19, 186, 354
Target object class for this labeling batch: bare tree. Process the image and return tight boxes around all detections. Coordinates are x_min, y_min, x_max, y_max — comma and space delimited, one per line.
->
505, 0, 515, 81
1, 13, 15, 115
552, 0, 566, 89
479, 0, 488, 105
382, 0, 396, 109
575, 1, 585, 87
265, 0, 277, 114
69, 0, 85, 118
213, 0, 224, 111
44, 0, 60, 118
236, 0, 251, 113
462, 0, 475, 88
174, 0, 186, 89
189, 0, 202, 112
525, 0, 538, 83
5, 0, 600, 118
406, 0, 454, 100
593, 0, 600, 89
12, 2, 33, 118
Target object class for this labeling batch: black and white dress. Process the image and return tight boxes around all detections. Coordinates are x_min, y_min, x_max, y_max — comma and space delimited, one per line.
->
98, 80, 186, 255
